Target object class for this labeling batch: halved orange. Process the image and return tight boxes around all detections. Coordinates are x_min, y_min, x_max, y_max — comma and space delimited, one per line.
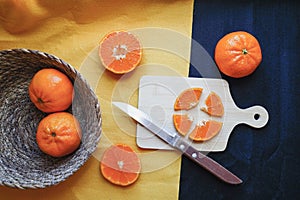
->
99, 30, 142, 74
100, 144, 141, 186
174, 88, 203, 111
201, 92, 224, 117
189, 120, 223, 142
173, 114, 193, 136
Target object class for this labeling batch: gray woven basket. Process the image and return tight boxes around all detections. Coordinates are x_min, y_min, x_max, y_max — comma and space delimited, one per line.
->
0, 49, 102, 189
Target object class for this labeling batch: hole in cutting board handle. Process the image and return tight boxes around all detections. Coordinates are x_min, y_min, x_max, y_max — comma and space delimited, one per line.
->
240, 106, 269, 128
254, 113, 260, 120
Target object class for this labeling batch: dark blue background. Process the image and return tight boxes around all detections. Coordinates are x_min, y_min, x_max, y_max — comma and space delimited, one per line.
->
180, 0, 300, 199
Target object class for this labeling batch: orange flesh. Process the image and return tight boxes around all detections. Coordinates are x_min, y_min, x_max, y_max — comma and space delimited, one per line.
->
189, 120, 223, 142
174, 88, 203, 111
201, 92, 224, 117
99, 31, 142, 74
173, 114, 193, 136
100, 144, 141, 186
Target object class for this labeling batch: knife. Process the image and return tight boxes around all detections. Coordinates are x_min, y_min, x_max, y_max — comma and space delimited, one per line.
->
112, 101, 243, 185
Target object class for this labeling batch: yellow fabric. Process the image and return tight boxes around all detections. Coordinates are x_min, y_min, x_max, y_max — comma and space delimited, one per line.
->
0, 0, 194, 199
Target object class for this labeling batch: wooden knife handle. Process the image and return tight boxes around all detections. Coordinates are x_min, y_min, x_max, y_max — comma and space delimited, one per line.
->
174, 139, 242, 185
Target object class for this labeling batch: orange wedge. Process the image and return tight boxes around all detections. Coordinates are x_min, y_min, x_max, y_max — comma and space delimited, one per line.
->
174, 88, 203, 111
100, 144, 141, 186
173, 114, 193, 136
201, 91, 224, 117
99, 30, 142, 74
189, 120, 223, 142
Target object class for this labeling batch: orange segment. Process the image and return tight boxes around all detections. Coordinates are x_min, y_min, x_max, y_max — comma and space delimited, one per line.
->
100, 144, 141, 186
201, 91, 224, 117
174, 88, 203, 111
99, 30, 142, 74
173, 114, 193, 136
189, 120, 223, 142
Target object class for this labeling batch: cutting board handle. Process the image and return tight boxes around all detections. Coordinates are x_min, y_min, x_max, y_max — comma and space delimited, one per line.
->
238, 105, 269, 128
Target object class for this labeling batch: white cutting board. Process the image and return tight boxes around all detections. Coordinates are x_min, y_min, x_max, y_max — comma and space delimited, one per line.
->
137, 76, 269, 152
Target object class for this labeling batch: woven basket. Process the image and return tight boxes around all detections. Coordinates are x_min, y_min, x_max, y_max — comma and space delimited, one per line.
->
0, 49, 102, 189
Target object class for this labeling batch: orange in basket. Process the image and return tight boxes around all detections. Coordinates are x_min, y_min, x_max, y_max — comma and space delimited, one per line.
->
28, 68, 73, 113
99, 30, 142, 74
189, 120, 223, 142
100, 144, 141, 186
201, 92, 224, 117
174, 88, 203, 111
36, 112, 82, 157
173, 114, 193, 136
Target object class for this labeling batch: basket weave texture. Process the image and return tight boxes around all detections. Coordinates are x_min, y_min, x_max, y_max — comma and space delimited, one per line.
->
0, 49, 102, 189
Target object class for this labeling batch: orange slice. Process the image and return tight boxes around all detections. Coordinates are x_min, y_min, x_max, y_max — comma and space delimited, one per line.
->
99, 30, 142, 74
201, 91, 224, 117
100, 144, 141, 186
173, 114, 193, 136
174, 88, 203, 111
189, 120, 223, 142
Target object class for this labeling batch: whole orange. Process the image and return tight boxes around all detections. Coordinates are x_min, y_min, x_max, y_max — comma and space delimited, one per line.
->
214, 31, 262, 78
29, 68, 73, 113
36, 112, 82, 157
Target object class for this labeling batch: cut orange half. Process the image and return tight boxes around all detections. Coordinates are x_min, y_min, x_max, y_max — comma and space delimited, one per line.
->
201, 91, 224, 117
173, 114, 193, 136
99, 30, 142, 74
100, 144, 141, 186
189, 120, 223, 142
174, 88, 203, 111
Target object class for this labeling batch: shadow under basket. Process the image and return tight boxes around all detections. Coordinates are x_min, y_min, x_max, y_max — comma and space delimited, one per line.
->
0, 49, 102, 189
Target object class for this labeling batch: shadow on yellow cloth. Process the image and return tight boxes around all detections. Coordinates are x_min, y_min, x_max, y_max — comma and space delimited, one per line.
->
0, 0, 194, 199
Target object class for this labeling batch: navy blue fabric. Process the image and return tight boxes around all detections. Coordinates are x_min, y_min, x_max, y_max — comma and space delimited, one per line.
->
180, 0, 300, 199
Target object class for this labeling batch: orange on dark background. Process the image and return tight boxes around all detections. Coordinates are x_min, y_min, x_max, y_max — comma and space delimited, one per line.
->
214, 31, 262, 78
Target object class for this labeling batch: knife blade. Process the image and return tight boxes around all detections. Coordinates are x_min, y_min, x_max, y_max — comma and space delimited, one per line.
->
112, 101, 243, 185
